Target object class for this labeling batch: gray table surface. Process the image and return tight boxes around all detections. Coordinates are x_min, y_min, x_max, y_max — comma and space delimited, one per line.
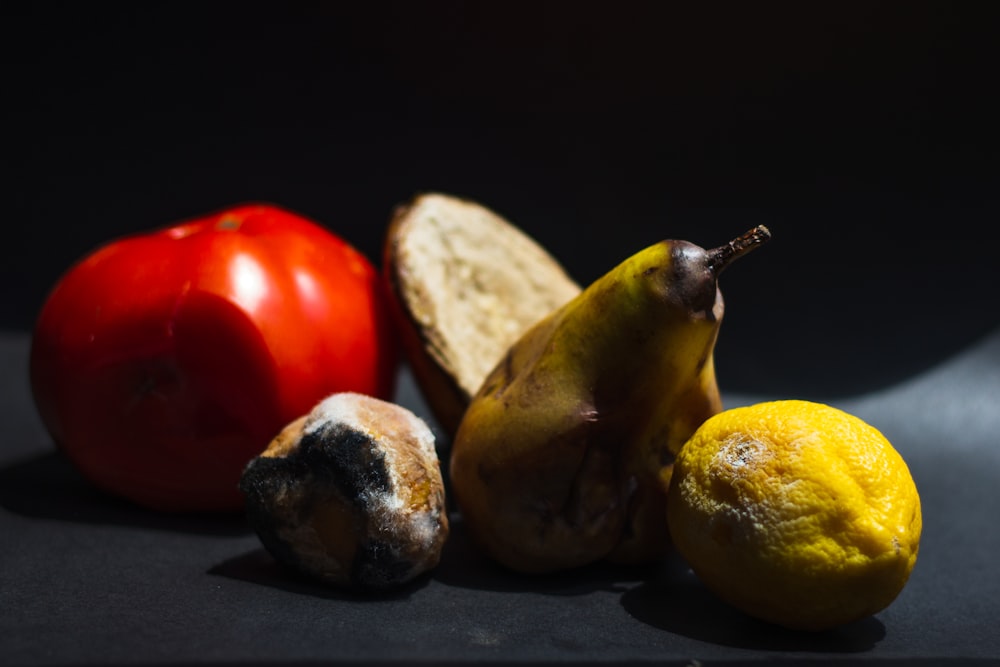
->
2, 328, 999, 665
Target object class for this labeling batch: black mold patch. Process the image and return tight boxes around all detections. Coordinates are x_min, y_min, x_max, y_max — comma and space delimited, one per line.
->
239, 453, 296, 503
239, 422, 417, 591
353, 539, 416, 590
239, 454, 314, 576
298, 422, 393, 508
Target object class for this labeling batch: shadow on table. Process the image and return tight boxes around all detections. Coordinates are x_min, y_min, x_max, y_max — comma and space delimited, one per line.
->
429, 513, 661, 596
433, 518, 887, 651
211, 513, 880, 656
0, 450, 250, 536
210, 512, 655, 601
208, 545, 440, 602
620, 550, 886, 652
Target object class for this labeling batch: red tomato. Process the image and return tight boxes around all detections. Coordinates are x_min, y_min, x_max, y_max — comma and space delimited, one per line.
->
30, 203, 399, 513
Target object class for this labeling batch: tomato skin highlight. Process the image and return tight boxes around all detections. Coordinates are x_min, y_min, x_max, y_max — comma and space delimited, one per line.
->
29, 203, 399, 512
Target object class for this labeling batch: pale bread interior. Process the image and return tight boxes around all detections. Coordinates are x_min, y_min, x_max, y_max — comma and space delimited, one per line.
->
388, 193, 581, 406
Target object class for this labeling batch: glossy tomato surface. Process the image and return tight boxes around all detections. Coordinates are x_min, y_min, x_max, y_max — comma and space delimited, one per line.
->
30, 204, 399, 512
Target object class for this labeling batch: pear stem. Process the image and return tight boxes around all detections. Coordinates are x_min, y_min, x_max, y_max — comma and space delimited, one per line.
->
706, 225, 771, 275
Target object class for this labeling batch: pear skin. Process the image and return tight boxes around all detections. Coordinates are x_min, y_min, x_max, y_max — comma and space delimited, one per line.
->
449, 226, 771, 573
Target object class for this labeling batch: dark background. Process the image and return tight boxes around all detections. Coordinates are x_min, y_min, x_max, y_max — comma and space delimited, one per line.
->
4, 1, 999, 399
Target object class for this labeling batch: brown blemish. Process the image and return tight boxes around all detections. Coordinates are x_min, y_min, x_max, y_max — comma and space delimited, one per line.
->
490, 348, 515, 399
216, 216, 241, 231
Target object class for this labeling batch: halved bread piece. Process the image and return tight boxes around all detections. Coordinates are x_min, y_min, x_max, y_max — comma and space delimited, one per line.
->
383, 193, 581, 437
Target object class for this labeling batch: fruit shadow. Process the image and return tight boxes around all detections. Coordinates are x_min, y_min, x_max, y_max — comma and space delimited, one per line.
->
210, 512, 656, 601
620, 550, 887, 652
0, 450, 250, 536
207, 546, 437, 602
435, 519, 885, 650
429, 513, 660, 596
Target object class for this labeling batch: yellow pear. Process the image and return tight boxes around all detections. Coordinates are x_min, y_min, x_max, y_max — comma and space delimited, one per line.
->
449, 226, 771, 573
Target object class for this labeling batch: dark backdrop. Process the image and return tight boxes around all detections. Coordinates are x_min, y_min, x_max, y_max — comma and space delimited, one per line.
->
4, 1, 999, 399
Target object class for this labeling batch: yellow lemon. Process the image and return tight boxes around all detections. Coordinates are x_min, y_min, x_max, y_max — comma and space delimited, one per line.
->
666, 400, 921, 631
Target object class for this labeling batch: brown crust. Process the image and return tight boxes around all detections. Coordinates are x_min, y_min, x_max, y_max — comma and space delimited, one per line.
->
383, 202, 470, 436
382, 192, 581, 437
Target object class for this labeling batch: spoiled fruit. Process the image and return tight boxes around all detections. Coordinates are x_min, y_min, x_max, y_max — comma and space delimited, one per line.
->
667, 400, 921, 631
450, 226, 770, 573
240, 392, 448, 591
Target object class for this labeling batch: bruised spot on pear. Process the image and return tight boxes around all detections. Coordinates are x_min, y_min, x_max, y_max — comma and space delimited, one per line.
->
488, 348, 516, 400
